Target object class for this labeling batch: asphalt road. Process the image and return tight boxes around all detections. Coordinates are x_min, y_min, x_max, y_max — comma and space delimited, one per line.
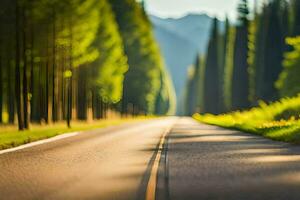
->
159, 118, 300, 200
0, 118, 176, 200
2, 117, 300, 200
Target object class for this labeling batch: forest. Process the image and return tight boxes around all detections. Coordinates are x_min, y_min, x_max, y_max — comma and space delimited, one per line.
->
188, 0, 300, 143
0, 0, 176, 131
186, 0, 300, 114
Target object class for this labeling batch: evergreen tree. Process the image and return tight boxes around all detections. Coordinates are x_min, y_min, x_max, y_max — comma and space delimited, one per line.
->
155, 68, 176, 115
184, 66, 196, 115
262, 0, 285, 101
231, 0, 250, 110
184, 54, 203, 115
224, 26, 236, 111
291, 0, 300, 36
248, 0, 288, 105
0, 4, 4, 124
89, 0, 129, 118
203, 18, 220, 114
248, 0, 264, 105
219, 17, 230, 112
110, 0, 169, 115
275, 1, 300, 97
193, 55, 203, 114
276, 37, 300, 97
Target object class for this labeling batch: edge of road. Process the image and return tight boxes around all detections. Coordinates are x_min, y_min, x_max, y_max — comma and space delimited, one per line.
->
0, 118, 173, 156
0, 132, 80, 155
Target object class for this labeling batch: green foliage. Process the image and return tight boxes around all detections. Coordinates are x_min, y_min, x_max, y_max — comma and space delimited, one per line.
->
66, 0, 101, 67
184, 54, 204, 115
218, 17, 229, 113
247, 9, 259, 104
155, 69, 176, 115
224, 27, 236, 111
0, 0, 174, 129
184, 65, 196, 115
277, 37, 300, 97
291, 0, 300, 36
110, 0, 172, 115
185, 0, 295, 117
194, 95, 300, 143
247, 0, 287, 104
184, 55, 205, 115
90, 0, 128, 104
63, 70, 72, 79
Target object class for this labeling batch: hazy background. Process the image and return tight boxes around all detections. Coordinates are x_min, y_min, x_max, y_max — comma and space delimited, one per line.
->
143, 0, 246, 112
145, 0, 250, 20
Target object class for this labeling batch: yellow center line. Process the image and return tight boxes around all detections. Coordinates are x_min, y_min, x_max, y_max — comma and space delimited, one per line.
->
145, 126, 172, 200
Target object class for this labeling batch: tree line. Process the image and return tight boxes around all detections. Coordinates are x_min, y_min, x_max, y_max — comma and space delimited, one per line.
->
0, 0, 176, 130
185, 0, 300, 115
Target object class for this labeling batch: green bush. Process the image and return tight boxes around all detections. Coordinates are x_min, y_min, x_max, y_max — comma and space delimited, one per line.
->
193, 94, 300, 143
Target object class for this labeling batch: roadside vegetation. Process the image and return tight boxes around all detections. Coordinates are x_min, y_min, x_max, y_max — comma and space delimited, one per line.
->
0, 0, 175, 132
194, 95, 300, 143
186, 0, 300, 144
0, 117, 151, 150
185, 0, 300, 116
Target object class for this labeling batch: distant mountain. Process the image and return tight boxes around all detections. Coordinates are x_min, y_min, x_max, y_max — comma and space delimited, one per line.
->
151, 14, 213, 53
150, 13, 221, 113
152, 21, 198, 105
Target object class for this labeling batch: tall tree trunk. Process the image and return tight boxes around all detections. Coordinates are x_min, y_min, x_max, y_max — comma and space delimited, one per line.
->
100, 98, 104, 119
77, 67, 87, 120
95, 97, 101, 119
34, 62, 41, 122
67, 77, 72, 127
57, 45, 62, 121
52, 7, 57, 122
72, 67, 77, 120
7, 51, 15, 124
22, 8, 29, 129
67, 19, 73, 128
92, 91, 96, 119
15, 2, 24, 130
0, 46, 3, 124
30, 20, 34, 122
39, 62, 45, 123
45, 26, 50, 124
92, 90, 101, 120
61, 46, 65, 120
87, 90, 93, 122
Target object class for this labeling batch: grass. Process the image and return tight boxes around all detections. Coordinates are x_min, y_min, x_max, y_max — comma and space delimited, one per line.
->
0, 117, 151, 150
193, 95, 300, 143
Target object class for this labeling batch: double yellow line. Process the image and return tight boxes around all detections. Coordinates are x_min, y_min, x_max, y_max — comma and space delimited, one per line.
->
145, 126, 172, 200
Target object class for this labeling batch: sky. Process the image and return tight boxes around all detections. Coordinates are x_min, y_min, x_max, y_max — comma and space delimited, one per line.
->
144, 0, 254, 20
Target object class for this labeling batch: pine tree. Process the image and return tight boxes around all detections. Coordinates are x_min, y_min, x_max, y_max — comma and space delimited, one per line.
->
260, 0, 286, 101
276, 37, 300, 97
219, 17, 230, 112
224, 26, 236, 111
15, 0, 25, 130
155, 68, 176, 115
184, 66, 196, 115
89, 0, 129, 118
110, 0, 168, 115
231, 0, 250, 110
203, 18, 220, 114
193, 55, 203, 114
248, 0, 263, 105
0, 4, 3, 124
291, 0, 300, 36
